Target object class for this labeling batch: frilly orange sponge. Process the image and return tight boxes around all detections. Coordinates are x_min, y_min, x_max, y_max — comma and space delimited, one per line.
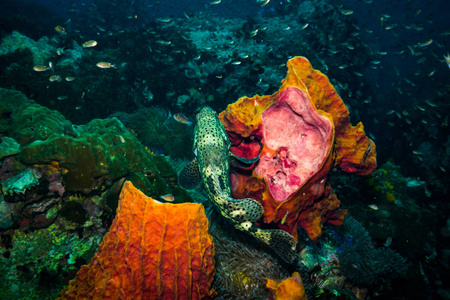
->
57, 181, 215, 300
219, 56, 376, 242
266, 272, 308, 300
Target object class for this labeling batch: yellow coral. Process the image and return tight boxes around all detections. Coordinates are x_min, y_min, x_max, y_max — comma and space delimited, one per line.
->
386, 192, 396, 202
68, 194, 84, 202
384, 181, 394, 190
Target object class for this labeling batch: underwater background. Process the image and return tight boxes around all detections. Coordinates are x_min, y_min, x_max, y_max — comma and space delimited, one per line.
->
0, 0, 449, 299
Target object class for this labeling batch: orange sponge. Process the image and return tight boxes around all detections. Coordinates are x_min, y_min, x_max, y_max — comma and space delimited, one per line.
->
57, 181, 215, 300
266, 272, 308, 300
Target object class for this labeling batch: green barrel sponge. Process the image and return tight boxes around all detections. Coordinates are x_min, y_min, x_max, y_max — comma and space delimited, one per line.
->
10, 101, 72, 146
19, 118, 164, 193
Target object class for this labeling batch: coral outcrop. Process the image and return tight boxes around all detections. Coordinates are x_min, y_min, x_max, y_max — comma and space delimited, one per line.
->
0, 89, 192, 229
0, 87, 182, 199
57, 181, 215, 300
10, 101, 71, 146
18, 117, 163, 192
219, 56, 376, 242
0, 31, 55, 65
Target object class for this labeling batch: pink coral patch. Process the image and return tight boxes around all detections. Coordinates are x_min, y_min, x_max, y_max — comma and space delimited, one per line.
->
255, 87, 332, 202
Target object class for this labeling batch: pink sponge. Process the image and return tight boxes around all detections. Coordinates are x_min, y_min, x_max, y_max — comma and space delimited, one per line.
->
256, 87, 333, 202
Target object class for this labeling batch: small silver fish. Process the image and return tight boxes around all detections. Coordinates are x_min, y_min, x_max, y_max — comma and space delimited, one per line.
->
340, 9, 354, 15
368, 204, 379, 210
160, 194, 175, 202
156, 17, 172, 23
33, 65, 49, 72
417, 39, 433, 48
173, 113, 192, 125
384, 236, 392, 247
259, 0, 270, 7
444, 53, 450, 69
156, 40, 171, 45
96, 62, 117, 69
385, 24, 397, 30
82, 40, 98, 48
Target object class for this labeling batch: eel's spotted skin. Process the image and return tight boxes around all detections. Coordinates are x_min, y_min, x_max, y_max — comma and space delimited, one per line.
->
179, 107, 297, 263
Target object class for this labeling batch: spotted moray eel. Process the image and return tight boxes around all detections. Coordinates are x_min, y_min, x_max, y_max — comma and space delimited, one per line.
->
178, 107, 297, 263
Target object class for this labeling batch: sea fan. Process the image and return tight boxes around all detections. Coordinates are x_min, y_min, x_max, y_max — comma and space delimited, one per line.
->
335, 215, 407, 287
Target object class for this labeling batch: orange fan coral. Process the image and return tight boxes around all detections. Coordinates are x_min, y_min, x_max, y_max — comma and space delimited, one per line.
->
219, 56, 376, 242
57, 181, 215, 300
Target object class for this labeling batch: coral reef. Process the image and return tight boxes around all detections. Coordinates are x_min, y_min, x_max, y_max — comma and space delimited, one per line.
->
0, 88, 183, 199
0, 0, 447, 297
0, 224, 100, 300
331, 160, 434, 251
297, 215, 407, 298
219, 56, 376, 242
0, 31, 55, 65
329, 160, 438, 298
57, 181, 215, 300
0, 89, 196, 298
0, 1, 382, 130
